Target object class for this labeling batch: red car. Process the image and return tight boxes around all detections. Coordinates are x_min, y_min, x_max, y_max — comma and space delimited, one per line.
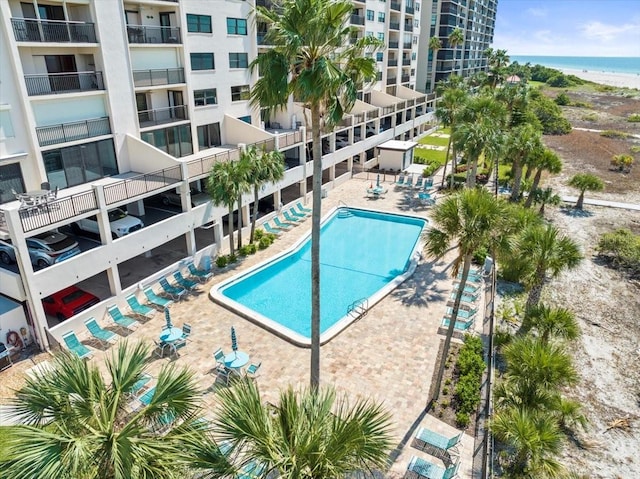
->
42, 286, 100, 321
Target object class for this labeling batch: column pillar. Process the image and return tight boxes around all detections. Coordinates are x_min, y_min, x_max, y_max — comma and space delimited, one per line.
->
179, 162, 197, 256
299, 127, 308, 201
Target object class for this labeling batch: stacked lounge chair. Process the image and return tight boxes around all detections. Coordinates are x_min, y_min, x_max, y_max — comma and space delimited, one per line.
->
126, 294, 156, 319
84, 317, 118, 346
144, 287, 173, 308
62, 331, 93, 360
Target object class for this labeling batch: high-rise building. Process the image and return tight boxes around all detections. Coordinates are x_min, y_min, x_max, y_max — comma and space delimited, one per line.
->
416, 0, 498, 92
0, 0, 444, 350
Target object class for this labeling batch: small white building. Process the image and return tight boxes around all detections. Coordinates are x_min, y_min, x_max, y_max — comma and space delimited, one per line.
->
377, 140, 418, 172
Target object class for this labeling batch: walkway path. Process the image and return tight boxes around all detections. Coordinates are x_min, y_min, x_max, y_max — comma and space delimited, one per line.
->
561, 196, 640, 211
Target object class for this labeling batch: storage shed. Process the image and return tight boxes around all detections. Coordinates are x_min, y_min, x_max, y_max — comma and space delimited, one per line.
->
377, 140, 417, 172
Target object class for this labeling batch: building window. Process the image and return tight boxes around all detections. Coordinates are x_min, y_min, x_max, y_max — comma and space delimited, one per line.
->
141, 125, 193, 158
376, 52, 384, 62
229, 52, 249, 68
187, 14, 212, 33
414, 19, 419, 28
191, 53, 215, 70
194, 89, 218, 106
366, 30, 374, 37
411, 52, 417, 60
0, 163, 25, 204
366, 10, 374, 21
238, 115, 251, 124
231, 85, 250, 101
197, 122, 221, 149
416, 2, 420, 11
43, 139, 118, 190
227, 18, 247, 35
377, 32, 385, 41
378, 12, 385, 22
0, 110, 15, 139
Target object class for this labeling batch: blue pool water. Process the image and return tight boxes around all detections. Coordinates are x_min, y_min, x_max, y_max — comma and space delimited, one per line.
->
216, 208, 426, 342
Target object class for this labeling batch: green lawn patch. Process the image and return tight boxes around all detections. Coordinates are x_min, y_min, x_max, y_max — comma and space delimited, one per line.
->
414, 147, 447, 166
418, 134, 450, 148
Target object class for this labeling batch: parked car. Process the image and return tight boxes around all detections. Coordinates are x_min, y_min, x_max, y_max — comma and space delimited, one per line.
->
26, 231, 82, 268
42, 286, 100, 321
72, 208, 144, 239
0, 239, 16, 265
161, 188, 210, 208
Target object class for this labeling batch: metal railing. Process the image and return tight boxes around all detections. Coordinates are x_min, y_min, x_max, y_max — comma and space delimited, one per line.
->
388, 41, 399, 48
350, 14, 365, 25
25, 71, 104, 96
405, 5, 415, 14
387, 59, 398, 66
11, 18, 97, 43
382, 105, 395, 115
133, 68, 185, 87
390, 1, 401, 10
403, 42, 413, 49
401, 75, 410, 83
19, 190, 98, 233
366, 109, 379, 119
257, 33, 270, 45
389, 22, 400, 30
353, 113, 365, 124
36, 117, 111, 147
187, 149, 241, 179
103, 166, 182, 205
404, 24, 413, 32
386, 77, 397, 85
347, 298, 368, 320
402, 58, 411, 65
126, 25, 181, 44
138, 105, 188, 128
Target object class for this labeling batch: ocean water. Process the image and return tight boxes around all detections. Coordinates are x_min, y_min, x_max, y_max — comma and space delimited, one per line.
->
510, 56, 640, 75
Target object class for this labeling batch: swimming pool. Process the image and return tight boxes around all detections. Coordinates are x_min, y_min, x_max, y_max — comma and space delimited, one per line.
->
210, 207, 427, 346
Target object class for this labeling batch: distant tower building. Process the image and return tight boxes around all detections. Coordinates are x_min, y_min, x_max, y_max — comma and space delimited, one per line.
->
417, 0, 499, 92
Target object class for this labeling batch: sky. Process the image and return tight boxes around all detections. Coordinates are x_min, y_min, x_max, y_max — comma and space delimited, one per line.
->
493, 0, 640, 57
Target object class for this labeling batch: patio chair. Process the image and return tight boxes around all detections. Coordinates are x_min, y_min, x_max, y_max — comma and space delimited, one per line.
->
424, 177, 434, 189
188, 261, 213, 282
126, 294, 156, 319
138, 386, 156, 407
273, 217, 293, 230
107, 305, 140, 332
282, 210, 303, 223
239, 460, 266, 479
395, 175, 406, 187
159, 278, 187, 301
441, 317, 475, 331
153, 339, 174, 359
449, 291, 479, 304
414, 176, 424, 189
181, 323, 192, 341
413, 427, 463, 456
84, 317, 117, 347
127, 373, 152, 397
289, 206, 307, 219
173, 271, 199, 291
452, 281, 480, 294
405, 175, 414, 188
405, 456, 460, 479
245, 362, 261, 380
213, 348, 226, 368
62, 331, 93, 360
296, 201, 312, 214
444, 306, 477, 321
263, 221, 282, 235
144, 287, 173, 308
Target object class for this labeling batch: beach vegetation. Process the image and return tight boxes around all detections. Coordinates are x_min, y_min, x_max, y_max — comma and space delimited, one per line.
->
631, 146, 640, 154
627, 113, 640, 122
523, 149, 563, 208
503, 123, 544, 202
529, 90, 572, 135
553, 92, 570, 106
448, 28, 465, 76
250, 0, 382, 388
435, 78, 469, 188
600, 129, 631, 139
581, 112, 598, 121
597, 229, 640, 279
568, 173, 604, 209
530, 187, 562, 216
610, 154, 634, 173
521, 305, 579, 344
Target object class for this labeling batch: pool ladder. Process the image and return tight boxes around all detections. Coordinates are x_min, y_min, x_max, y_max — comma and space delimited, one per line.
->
347, 298, 368, 320
337, 209, 353, 219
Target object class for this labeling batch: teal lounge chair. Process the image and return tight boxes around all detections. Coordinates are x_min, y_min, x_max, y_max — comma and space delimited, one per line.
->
188, 262, 213, 282
296, 201, 312, 213
452, 281, 480, 294
273, 217, 293, 230
395, 175, 406, 187
413, 427, 463, 455
144, 287, 173, 308
289, 206, 307, 219
414, 176, 424, 189
107, 305, 139, 331
406, 456, 460, 479
62, 331, 93, 360
159, 278, 187, 301
282, 210, 302, 223
127, 373, 152, 396
173, 271, 199, 291
445, 306, 477, 320
84, 317, 117, 346
126, 294, 155, 319
181, 323, 191, 341
138, 386, 156, 406
442, 317, 475, 331
449, 291, 479, 304
245, 362, 261, 379
263, 221, 282, 235
405, 175, 414, 188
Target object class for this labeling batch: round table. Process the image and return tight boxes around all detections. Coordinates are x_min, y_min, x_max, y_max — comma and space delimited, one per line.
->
160, 327, 183, 343
224, 351, 249, 369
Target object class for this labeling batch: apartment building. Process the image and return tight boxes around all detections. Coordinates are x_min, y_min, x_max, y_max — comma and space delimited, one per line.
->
0, 0, 446, 351
416, 0, 498, 92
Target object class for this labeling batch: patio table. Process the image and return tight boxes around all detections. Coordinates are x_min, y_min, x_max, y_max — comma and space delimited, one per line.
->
160, 327, 183, 343
224, 351, 249, 370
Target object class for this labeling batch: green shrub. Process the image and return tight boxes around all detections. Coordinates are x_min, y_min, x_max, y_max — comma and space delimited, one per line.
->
442, 387, 449, 396
440, 400, 450, 409
455, 411, 470, 428
572, 100, 593, 109
444, 378, 452, 386
631, 146, 640, 154
455, 375, 481, 414
600, 130, 630, 139
228, 254, 238, 264
531, 94, 572, 135
456, 347, 486, 378
258, 236, 271, 250
266, 233, 277, 242
597, 229, 640, 278
215, 255, 228, 268
554, 92, 570, 106
581, 113, 598, 122
254, 229, 265, 240
238, 245, 251, 256
547, 74, 569, 88
627, 113, 640, 122
246, 243, 257, 255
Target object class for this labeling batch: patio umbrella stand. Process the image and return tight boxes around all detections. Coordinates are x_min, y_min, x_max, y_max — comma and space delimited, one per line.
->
164, 307, 173, 330
231, 326, 238, 357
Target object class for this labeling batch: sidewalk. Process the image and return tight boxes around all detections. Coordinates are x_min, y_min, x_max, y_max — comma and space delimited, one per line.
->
561, 196, 640, 211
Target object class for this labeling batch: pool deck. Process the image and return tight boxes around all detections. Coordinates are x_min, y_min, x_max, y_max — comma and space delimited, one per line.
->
1, 173, 483, 478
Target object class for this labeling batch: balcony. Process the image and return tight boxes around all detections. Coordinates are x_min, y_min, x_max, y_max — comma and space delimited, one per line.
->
391, 2, 401, 10
257, 33, 270, 45
404, 24, 413, 32
138, 105, 188, 128
389, 22, 400, 30
133, 68, 185, 87
25, 71, 104, 96
350, 14, 365, 26
403, 42, 412, 49
402, 58, 411, 66
387, 77, 397, 85
36, 117, 111, 147
401, 75, 410, 83
387, 59, 398, 67
406, 6, 415, 14
127, 25, 181, 44
388, 41, 399, 48
11, 18, 96, 43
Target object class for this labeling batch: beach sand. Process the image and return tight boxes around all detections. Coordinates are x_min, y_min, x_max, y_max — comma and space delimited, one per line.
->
560, 68, 640, 89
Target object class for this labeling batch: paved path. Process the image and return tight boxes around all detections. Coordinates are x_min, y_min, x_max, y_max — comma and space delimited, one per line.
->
561, 196, 640, 211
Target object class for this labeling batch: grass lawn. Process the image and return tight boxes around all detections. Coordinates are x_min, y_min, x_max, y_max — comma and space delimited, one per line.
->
414, 147, 447, 166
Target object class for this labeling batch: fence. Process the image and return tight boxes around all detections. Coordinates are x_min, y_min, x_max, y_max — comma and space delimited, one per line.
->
11, 18, 97, 43
19, 191, 98, 233
103, 166, 182, 206
36, 117, 111, 147
132, 68, 185, 87
25, 71, 104, 96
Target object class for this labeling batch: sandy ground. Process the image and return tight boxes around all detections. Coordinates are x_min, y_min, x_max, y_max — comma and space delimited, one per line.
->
560, 69, 640, 90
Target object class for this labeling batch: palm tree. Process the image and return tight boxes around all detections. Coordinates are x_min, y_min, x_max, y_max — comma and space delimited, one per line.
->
504, 123, 543, 202
424, 188, 506, 399
523, 149, 562, 208
521, 304, 579, 344
435, 84, 468, 188
197, 378, 393, 479
250, 0, 381, 388
207, 158, 248, 256
513, 223, 583, 310
448, 27, 465, 77
3, 342, 210, 479
484, 48, 510, 89
427, 36, 442, 92
531, 187, 561, 215
568, 173, 604, 209
247, 147, 285, 243
235, 151, 254, 251
610, 153, 634, 173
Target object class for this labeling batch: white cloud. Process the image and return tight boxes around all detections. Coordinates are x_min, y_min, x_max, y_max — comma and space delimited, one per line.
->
580, 20, 640, 42
525, 8, 547, 18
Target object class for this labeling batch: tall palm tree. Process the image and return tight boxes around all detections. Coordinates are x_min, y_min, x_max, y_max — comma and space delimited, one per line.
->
504, 123, 544, 202
250, 0, 381, 388
235, 151, 254, 251
484, 48, 510, 89
568, 173, 604, 209
2, 342, 210, 479
448, 27, 464, 77
435, 83, 468, 188
195, 378, 393, 479
427, 36, 442, 92
521, 304, 579, 344
523, 149, 562, 208
207, 158, 248, 256
424, 188, 507, 399
247, 147, 285, 243
513, 224, 583, 310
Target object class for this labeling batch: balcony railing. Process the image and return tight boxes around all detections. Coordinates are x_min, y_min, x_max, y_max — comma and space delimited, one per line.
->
19, 190, 98, 233
350, 14, 365, 25
391, 1, 401, 10
104, 166, 182, 206
402, 58, 411, 66
404, 24, 413, 32
127, 25, 181, 44
387, 59, 398, 66
403, 42, 412, 49
11, 18, 97, 43
138, 105, 188, 128
388, 41, 399, 48
25, 71, 104, 96
387, 77, 397, 85
257, 33, 270, 45
401, 75, 410, 82
389, 22, 400, 30
405, 6, 415, 14
133, 68, 185, 87
36, 117, 111, 147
